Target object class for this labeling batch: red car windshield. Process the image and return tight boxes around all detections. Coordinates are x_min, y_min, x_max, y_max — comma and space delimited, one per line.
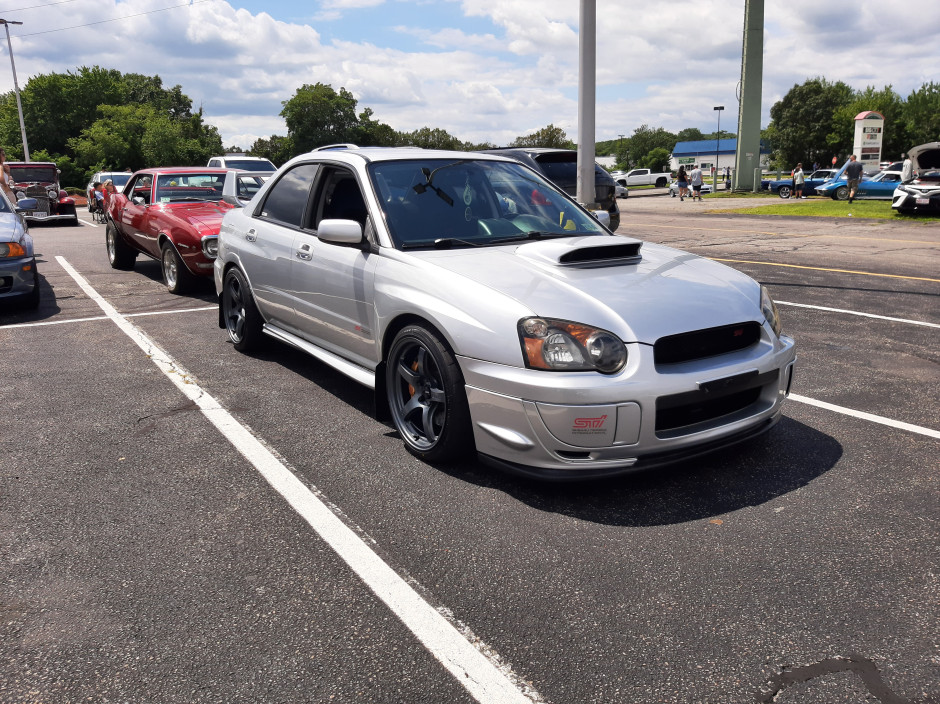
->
155, 173, 224, 203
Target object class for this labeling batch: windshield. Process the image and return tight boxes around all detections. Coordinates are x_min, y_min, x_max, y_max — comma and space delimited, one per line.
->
9, 166, 57, 183
369, 158, 607, 249
155, 173, 224, 203
101, 173, 131, 188
226, 159, 275, 172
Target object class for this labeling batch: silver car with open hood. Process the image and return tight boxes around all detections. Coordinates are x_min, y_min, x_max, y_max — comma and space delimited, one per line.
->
215, 146, 796, 480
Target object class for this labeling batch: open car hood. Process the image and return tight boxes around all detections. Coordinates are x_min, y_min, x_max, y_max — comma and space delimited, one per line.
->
908, 142, 940, 170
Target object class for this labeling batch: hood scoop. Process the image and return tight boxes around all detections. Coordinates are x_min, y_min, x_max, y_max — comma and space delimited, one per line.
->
516, 236, 643, 269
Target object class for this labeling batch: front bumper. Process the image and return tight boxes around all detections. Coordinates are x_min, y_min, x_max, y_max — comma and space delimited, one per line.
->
892, 188, 940, 213
459, 328, 796, 479
0, 256, 37, 300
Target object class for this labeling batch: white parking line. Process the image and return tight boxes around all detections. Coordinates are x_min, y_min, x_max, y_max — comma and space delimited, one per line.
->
789, 394, 940, 439
777, 301, 940, 329
54, 256, 542, 704
1, 306, 216, 330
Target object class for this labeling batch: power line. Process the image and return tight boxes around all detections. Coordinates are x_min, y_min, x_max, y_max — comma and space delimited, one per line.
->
0, 0, 80, 13
15, 0, 211, 37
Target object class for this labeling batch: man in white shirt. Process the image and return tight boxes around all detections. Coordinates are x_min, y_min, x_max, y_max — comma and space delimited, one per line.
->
901, 154, 914, 183
689, 165, 704, 201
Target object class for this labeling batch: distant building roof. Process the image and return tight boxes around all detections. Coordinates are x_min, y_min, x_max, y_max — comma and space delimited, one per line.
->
671, 139, 770, 157
854, 111, 884, 121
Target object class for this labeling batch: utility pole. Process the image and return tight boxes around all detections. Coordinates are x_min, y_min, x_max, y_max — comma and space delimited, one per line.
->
0, 19, 29, 162
576, 0, 596, 211
733, 0, 763, 191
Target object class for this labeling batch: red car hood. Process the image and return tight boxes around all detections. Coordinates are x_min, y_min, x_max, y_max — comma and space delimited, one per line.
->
159, 202, 230, 233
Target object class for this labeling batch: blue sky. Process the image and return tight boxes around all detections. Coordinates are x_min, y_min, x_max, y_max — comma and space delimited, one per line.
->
0, 0, 937, 151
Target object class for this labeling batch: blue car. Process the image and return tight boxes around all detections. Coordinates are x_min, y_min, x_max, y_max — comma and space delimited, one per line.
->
0, 194, 40, 310
768, 168, 839, 198
815, 169, 902, 201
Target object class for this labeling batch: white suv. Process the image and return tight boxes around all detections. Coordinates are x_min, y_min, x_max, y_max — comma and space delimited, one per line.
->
206, 155, 276, 172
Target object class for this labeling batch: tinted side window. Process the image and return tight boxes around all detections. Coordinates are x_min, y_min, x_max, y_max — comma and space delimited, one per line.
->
258, 163, 319, 227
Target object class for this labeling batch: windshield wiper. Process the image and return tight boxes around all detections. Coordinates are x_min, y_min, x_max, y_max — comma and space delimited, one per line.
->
489, 230, 578, 244
400, 237, 484, 250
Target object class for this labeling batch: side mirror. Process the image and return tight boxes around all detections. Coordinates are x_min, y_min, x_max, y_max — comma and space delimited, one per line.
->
317, 219, 363, 245
132, 196, 146, 206
590, 209, 611, 228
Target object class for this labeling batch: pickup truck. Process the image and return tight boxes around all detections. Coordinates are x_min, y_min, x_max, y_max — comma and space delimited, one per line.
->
613, 168, 671, 189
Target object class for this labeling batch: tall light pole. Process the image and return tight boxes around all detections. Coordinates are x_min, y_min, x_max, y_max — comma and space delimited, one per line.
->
576, 0, 596, 211
713, 105, 724, 190
0, 19, 29, 162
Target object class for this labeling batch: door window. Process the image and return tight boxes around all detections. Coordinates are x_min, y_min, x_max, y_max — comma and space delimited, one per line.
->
258, 163, 319, 227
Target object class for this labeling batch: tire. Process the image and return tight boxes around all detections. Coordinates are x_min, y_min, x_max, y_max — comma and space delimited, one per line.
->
834, 186, 849, 201
386, 325, 473, 463
222, 267, 264, 352
24, 267, 40, 310
778, 185, 791, 199
161, 242, 195, 295
105, 222, 136, 270
655, 177, 668, 188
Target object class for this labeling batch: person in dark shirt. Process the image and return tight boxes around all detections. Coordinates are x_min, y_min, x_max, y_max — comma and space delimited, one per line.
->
845, 155, 864, 203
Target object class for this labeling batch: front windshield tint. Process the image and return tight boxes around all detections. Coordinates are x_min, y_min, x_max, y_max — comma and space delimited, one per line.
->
369, 159, 606, 248
155, 173, 224, 203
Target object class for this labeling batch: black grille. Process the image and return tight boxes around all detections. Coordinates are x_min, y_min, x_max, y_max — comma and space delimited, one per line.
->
0, 276, 12, 293
655, 369, 778, 434
654, 322, 761, 365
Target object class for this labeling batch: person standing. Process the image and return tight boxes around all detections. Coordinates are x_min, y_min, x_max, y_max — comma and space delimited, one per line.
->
0, 148, 15, 202
676, 166, 688, 201
793, 163, 805, 199
901, 153, 914, 183
845, 155, 864, 203
689, 164, 704, 201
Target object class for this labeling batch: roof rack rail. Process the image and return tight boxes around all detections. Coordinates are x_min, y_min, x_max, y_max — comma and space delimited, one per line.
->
313, 143, 360, 151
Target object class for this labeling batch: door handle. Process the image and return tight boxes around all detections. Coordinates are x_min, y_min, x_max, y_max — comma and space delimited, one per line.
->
296, 243, 312, 261
246, 228, 257, 243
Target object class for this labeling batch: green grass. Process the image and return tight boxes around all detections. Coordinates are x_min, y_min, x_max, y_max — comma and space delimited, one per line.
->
708, 197, 940, 222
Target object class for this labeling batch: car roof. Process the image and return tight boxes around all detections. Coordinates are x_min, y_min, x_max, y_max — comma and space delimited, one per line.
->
290, 146, 515, 166
8, 161, 56, 167
134, 167, 231, 175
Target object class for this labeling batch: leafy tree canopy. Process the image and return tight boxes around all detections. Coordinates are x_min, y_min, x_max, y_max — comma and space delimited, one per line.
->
509, 124, 575, 149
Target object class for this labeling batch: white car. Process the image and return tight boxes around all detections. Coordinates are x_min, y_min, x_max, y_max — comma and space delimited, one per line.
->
206, 155, 276, 172
615, 183, 628, 198
669, 180, 713, 197
215, 146, 796, 479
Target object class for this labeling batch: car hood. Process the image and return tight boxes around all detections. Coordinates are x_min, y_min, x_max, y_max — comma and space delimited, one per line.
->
159, 203, 229, 233
409, 236, 762, 343
909, 142, 940, 170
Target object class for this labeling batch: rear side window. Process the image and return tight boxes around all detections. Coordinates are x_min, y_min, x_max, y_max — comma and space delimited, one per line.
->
258, 163, 319, 227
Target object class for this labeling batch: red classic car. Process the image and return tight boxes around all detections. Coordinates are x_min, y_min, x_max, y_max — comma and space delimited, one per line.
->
8, 161, 78, 225
105, 168, 237, 293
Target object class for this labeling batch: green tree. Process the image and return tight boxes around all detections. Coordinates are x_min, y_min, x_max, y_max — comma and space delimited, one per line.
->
901, 82, 940, 147
830, 86, 907, 161
68, 103, 154, 173
399, 126, 463, 150
639, 147, 671, 172
766, 77, 855, 168
249, 135, 294, 166
510, 124, 575, 149
280, 83, 360, 153
624, 124, 677, 168
356, 107, 398, 147
676, 127, 705, 142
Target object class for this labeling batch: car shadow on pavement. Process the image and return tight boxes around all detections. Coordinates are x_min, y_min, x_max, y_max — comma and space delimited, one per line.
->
443, 416, 843, 527
0, 262, 60, 324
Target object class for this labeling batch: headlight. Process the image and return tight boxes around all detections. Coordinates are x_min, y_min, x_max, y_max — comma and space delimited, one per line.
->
15, 190, 25, 200
47, 188, 58, 199
519, 317, 627, 373
0, 241, 27, 258
760, 285, 782, 337
201, 236, 219, 258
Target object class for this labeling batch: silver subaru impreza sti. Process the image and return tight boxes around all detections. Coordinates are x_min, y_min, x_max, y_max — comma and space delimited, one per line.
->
215, 147, 795, 480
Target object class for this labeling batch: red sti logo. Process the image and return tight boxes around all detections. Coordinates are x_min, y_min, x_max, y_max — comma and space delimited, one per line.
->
573, 415, 608, 430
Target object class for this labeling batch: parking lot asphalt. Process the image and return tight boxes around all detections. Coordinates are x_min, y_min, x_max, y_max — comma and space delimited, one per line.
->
2, 204, 938, 704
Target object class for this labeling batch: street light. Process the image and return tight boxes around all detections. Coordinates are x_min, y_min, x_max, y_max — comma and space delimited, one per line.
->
713, 105, 724, 190
0, 19, 29, 162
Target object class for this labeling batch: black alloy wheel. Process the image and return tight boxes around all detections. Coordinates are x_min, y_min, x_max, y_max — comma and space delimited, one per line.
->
386, 325, 472, 463
222, 267, 264, 352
